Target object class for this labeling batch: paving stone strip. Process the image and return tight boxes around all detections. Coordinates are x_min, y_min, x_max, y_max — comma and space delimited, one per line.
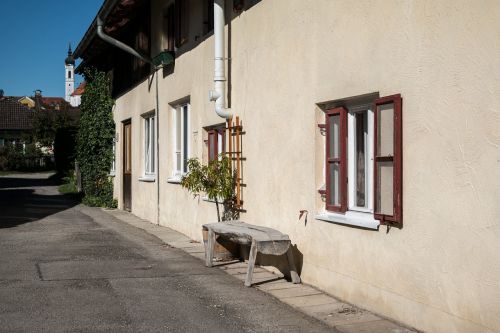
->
101, 208, 418, 333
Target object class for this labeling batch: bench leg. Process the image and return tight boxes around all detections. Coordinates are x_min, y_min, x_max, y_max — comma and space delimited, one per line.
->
245, 240, 258, 287
286, 247, 301, 284
205, 229, 216, 267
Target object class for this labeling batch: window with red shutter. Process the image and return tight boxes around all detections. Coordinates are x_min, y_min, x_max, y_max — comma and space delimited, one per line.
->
325, 107, 348, 213
207, 130, 218, 162
374, 94, 402, 226
318, 93, 402, 229
206, 125, 226, 163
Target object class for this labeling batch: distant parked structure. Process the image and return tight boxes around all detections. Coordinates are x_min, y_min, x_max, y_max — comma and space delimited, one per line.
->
70, 81, 85, 107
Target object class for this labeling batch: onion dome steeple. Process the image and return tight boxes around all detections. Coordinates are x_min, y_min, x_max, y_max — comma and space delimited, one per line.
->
65, 43, 75, 65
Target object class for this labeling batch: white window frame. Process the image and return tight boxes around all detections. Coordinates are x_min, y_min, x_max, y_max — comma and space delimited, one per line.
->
169, 103, 190, 182
316, 103, 379, 229
140, 113, 156, 181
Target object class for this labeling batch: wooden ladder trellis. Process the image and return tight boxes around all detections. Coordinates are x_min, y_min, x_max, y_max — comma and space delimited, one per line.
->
226, 116, 244, 210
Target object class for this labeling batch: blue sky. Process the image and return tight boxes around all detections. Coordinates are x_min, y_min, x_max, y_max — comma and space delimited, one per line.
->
0, 0, 103, 97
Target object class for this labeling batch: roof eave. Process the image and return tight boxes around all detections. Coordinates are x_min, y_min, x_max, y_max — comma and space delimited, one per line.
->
74, 0, 122, 59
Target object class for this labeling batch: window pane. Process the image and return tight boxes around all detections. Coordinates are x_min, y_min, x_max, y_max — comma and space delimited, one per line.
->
377, 103, 394, 156
182, 105, 188, 172
176, 108, 181, 172
376, 161, 394, 215
329, 163, 340, 206
209, 133, 216, 161
151, 117, 155, 173
145, 118, 150, 172
355, 112, 367, 207
329, 114, 340, 158
176, 108, 181, 151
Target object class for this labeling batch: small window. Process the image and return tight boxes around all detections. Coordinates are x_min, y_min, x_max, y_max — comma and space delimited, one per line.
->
206, 125, 226, 162
175, 0, 189, 47
68, 71, 72, 79
172, 103, 189, 177
163, 4, 175, 51
143, 114, 156, 175
203, 0, 214, 35
321, 94, 403, 228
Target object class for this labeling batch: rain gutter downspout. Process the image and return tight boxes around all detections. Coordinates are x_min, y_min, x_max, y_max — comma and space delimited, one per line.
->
209, 0, 232, 119
96, 17, 162, 226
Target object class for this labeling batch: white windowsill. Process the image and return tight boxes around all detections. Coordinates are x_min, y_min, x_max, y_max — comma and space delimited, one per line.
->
139, 175, 156, 182
315, 210, 379, 230
167, 176, 182, 184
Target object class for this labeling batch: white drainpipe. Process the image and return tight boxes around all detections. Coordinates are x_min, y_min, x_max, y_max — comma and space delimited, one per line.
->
209, 0, 232, 119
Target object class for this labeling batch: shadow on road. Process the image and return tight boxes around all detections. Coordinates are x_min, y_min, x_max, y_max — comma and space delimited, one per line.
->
0, 175, 79, 229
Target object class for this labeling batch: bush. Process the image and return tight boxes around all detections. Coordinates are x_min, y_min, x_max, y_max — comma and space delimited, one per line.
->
76, 68, 116, 208
0, 143, 53, 171
58, 172, 78, 194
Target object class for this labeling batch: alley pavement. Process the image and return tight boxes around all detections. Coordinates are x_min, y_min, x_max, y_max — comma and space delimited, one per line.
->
0, 173, 335, 332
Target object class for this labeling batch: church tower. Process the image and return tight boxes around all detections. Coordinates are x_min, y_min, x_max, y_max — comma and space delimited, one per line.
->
65, 44, 75, 102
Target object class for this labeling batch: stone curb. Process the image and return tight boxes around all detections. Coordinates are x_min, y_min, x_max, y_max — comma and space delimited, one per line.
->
101, 208, 418, 333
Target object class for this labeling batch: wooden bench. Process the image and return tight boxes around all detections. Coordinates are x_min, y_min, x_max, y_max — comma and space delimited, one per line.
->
203, 221, 301, 287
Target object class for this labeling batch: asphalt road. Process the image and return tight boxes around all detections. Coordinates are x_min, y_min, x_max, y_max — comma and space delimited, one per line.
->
0, 173, 334, 332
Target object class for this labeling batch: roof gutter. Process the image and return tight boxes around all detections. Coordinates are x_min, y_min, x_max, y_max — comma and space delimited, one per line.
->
96, 17, 153, 65
74, 0, 122, 59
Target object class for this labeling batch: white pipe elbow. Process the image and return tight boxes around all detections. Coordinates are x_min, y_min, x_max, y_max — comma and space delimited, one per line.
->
215, 105, 232, 119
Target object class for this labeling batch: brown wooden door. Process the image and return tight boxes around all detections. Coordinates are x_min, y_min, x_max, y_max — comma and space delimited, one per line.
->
123, 120, 132, 211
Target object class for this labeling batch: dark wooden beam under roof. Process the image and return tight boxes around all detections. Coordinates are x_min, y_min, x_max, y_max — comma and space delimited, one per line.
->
74, 0, 147, 73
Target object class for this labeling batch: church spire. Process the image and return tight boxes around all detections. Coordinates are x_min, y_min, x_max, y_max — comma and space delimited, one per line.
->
65, 42, 75, 65
65, 42, 75, 103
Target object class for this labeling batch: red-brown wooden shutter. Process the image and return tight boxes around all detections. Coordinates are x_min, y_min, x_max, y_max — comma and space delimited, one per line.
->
207, 130, 218, 162
325, 107, 347, 213
373, 94, 402, 226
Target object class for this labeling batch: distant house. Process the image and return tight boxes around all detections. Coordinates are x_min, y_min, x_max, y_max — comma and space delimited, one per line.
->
70, 82, 86, 107
0, 90, 80, 147
0, 96, 34, 146
18, 96, 36, 109
15, 93, 72, 112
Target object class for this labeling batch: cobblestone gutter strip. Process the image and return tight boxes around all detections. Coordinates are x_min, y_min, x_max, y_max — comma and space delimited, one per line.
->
101, 208, 419, 333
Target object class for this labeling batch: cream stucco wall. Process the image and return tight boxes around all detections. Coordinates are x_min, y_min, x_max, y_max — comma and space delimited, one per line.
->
109, 1, 500, 332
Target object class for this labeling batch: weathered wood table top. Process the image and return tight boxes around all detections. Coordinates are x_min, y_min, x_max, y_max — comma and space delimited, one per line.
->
203, 221, 301, 286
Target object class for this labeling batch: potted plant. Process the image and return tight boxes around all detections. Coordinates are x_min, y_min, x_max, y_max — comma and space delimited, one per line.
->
181, 155, 239, 260
181, 155, 238, 222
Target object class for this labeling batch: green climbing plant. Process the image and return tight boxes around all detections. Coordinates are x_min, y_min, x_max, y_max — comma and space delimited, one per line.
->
76, 68, 117, 208
181, 155, 237, 222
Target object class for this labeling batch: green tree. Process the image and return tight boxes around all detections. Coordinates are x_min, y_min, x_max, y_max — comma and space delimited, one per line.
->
76, 68, 116, 207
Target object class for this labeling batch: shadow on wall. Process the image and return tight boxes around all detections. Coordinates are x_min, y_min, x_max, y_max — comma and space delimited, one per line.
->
0, 176, 79, 229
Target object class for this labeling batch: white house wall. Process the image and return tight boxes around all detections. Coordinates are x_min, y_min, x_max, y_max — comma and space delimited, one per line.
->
110, 1, 500, 332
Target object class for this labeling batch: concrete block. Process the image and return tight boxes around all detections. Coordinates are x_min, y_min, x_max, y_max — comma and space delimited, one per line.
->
283, 294, 338, 308
335, 319, 416, 333
256, 279, 302, 291
268, 286, 322, 299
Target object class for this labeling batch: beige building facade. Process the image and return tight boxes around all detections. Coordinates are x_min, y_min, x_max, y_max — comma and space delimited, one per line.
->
75, 1, 500, 332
